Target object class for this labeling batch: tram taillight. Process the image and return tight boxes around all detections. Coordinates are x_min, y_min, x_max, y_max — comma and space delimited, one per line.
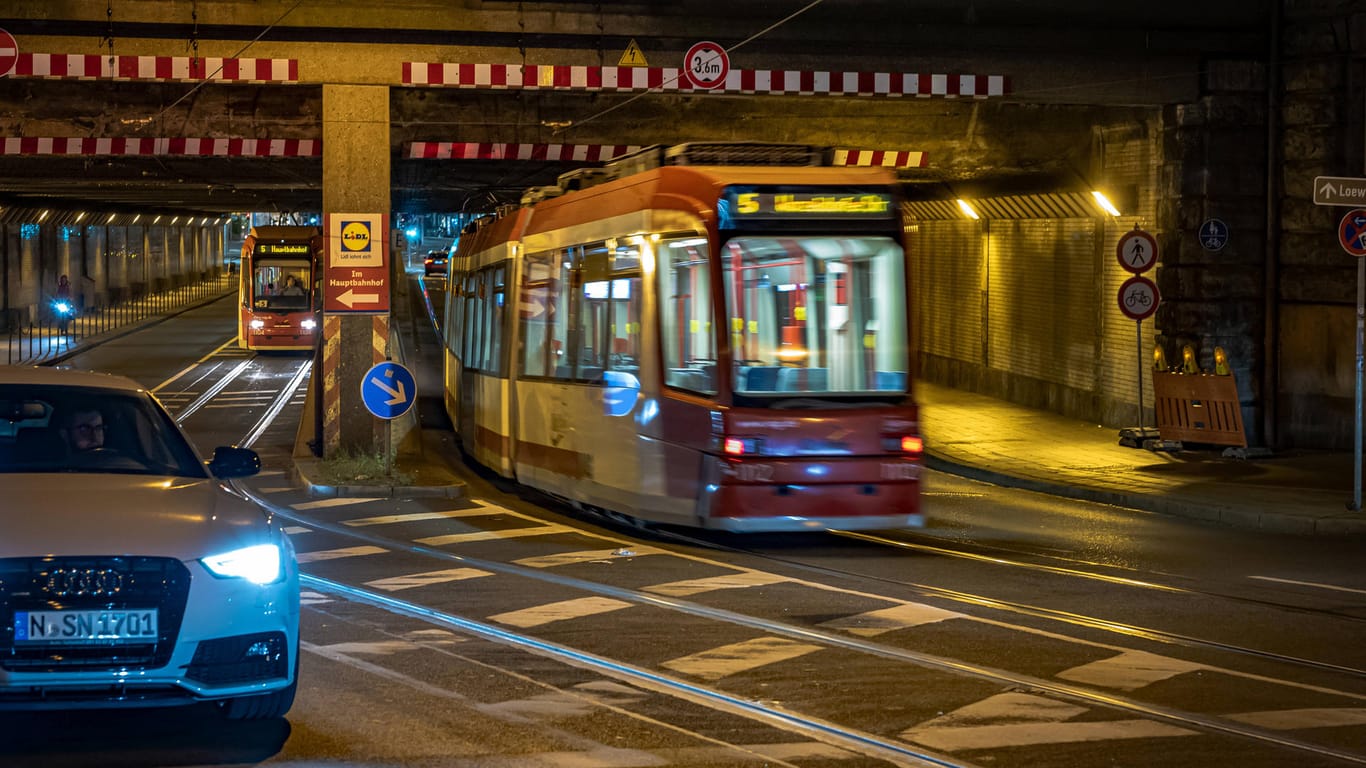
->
722, 437, 762, 456
883, 435, 923, 455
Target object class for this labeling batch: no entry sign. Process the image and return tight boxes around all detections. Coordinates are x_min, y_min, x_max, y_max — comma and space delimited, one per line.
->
0, 29, 18, 78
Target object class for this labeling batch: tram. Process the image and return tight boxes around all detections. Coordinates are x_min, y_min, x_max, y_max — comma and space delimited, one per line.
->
237, 225, 323, 351
442, 143, 923, 532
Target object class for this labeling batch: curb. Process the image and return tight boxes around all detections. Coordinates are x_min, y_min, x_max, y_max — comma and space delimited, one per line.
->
924, 452, 1366, 537
290, 459, 468, 500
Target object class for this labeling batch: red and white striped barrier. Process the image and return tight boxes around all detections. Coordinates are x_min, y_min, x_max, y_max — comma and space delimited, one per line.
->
403, 62, 1008, 99
15, 53, 297, 82
404, 142, 640, 162
0, 137, 320, 157
406, 142, 928, 169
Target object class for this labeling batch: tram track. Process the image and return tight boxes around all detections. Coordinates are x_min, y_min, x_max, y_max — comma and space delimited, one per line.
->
153, 332, 1366, 766
227, 476, 1366, 765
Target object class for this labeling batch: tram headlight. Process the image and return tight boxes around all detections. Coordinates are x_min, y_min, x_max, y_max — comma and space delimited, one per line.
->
249, 318, 265, 330
300, 318, 317, 330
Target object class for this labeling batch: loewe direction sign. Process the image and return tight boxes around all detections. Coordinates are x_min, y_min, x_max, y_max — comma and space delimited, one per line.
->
1314, 176, 1366, 207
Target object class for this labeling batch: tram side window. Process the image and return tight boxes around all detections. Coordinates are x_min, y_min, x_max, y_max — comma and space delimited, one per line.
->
519, 250, 568, 379
657, 236, 717, 395
578, 241, 643, 382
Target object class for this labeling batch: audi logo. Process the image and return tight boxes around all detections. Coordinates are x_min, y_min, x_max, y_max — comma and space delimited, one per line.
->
43, 568, 125, 597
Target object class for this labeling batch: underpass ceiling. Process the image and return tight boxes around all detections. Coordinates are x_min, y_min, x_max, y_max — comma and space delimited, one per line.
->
0, 1, 1271, 218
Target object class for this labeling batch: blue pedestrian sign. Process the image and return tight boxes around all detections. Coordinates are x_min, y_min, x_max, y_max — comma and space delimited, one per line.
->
360, 361, 416, 420
1340, 209, 1366, 257
1198, 218, 1229, 252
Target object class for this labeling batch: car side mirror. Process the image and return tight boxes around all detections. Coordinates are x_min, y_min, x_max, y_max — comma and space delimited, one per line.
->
208, 446, 262, 479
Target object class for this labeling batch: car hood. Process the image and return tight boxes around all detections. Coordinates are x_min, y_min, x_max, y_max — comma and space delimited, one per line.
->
0, 474, 279, 560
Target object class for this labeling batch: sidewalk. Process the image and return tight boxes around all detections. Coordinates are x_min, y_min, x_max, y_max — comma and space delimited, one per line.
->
916, 381, 1364, 536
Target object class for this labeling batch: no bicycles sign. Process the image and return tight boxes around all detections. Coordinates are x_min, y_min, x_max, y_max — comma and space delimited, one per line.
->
1118, 275, 1160, 321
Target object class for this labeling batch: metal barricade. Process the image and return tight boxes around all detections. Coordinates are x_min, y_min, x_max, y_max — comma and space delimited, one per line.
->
1152, 345, 1247, 448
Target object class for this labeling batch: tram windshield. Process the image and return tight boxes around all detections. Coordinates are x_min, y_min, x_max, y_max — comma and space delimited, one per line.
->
252, 259, 313, 311
721, 235, 907, 396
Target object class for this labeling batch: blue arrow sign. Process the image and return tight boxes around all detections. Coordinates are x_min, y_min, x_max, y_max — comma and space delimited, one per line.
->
360, 361, 416, 420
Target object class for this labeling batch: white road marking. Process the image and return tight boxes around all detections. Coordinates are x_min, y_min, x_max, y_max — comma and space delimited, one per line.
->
645, 571, 790, 597
513, 547, 667, 567
662, 637, 824, 681
291, 497, 383, 510
282, 525, 312, 535
1227, 708, 1366, 730
1056, 650, 1204, 691
1250, 575, 1366, 596
311, 640, 418, 656
818, 603, 965, 636
258, 486, 296, 494
296, 545, 388, 563
365, 567, 492, 592
416, 524, 574, 546
489, 597, 633, 628
900, 692, 1195, 751
343, 508, 497, 526
300, 590, 332, 605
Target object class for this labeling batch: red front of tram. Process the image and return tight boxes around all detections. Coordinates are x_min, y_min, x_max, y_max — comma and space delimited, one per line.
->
237, 225, 323, 352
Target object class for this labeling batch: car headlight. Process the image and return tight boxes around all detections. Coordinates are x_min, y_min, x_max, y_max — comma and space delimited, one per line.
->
202, 544, 283, 584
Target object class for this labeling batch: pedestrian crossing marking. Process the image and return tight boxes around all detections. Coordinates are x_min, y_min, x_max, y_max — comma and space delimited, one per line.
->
297, 545, 388, 563
1227, 707, 1366, 730
343, 508, 499, 527
661, 637, 824, 681
312, 640, 419, 656
900, 692, 1195, 751
300, 590, 332, 605
489, 596, 633, 628
513, 547, 667, 568
282, 525, 312, 535
818, 603, 965, 636
416, 524, 574, 546
1057, 650, 1203, 691
644, 571, 790, 597
292, 497, 383, 510
365, 567, 492, 592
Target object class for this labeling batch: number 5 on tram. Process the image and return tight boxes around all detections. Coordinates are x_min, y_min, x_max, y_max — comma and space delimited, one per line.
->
237, 226, 323, 352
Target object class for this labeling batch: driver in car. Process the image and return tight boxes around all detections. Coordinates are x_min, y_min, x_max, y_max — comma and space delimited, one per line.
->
60, 408, 106, 453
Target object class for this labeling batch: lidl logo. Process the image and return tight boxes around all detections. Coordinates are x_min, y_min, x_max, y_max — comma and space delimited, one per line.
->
341, 221, 372, 252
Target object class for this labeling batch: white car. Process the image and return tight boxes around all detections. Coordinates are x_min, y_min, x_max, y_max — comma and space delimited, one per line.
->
0, 367, 299, 719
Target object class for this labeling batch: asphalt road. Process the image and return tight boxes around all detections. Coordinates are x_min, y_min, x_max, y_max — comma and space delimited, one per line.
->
4, 286, 1364, 768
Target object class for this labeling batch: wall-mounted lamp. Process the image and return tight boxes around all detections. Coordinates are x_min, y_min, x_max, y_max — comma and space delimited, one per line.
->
1091, 190, 1122, 216
956, 199, 980, 220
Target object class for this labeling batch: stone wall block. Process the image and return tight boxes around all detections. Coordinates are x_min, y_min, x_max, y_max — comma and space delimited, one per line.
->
1282, 57, 1342, 93
1205, 59, 1266, 93
1283, 125, 1332, 163
1282, 92, 1339, 128
1281, 230, 1358, 266
1279, 264, 1357, 303
1164, 102, 1207, 128
1281, 198, 1340, 233
1203, 96, 1266, 128
1282, 21, 1342, 57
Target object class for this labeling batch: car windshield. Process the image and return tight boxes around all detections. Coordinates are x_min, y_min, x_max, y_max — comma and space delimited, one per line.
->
0, 384, 208, 477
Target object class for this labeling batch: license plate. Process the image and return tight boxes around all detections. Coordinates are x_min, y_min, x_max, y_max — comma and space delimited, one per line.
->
13, 609, 159, 644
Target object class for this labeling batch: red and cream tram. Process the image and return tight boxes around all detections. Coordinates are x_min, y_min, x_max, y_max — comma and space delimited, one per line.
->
237, 225, 323, 352
442, 143, 923, 532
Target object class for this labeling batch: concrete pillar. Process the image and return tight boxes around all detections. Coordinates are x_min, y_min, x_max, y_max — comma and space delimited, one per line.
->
56, 225, 80, 309
19, 222, 40, 323
145, 225, 168, 291
107, 226, 130, 302
322, 83, 390, 458
84, 225, 108, 306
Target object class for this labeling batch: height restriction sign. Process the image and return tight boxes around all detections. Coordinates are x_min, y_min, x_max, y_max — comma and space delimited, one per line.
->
683, 41, 728, 89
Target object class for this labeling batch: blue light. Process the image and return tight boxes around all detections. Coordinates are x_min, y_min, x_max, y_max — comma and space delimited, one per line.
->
805, 464, 829, 477
20, 224, 40, 240
405, 228, 418, 238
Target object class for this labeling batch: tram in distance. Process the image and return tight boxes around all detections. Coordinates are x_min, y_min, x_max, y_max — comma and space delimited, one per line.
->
441, 142, 923, 532
237, 225, 323, 352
